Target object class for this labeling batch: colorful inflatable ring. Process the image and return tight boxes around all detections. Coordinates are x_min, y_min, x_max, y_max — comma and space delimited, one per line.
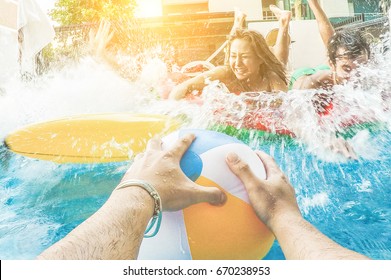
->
211, 121, 386, 147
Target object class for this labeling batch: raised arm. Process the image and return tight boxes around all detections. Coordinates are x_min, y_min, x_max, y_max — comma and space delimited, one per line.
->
226, 150, 368, 260
88, 20, 122, 71
308, 0, 335, 47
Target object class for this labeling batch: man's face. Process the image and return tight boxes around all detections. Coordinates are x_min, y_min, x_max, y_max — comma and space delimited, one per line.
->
331, 47, 369, 84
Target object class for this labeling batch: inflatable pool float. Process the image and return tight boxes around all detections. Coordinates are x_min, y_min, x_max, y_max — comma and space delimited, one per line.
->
4, 113, 181, 163
4, 109, 385, 164
211, 120, 386, 147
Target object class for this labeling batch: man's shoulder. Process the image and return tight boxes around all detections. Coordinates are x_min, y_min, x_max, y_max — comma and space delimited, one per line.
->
292, 69, 334, 90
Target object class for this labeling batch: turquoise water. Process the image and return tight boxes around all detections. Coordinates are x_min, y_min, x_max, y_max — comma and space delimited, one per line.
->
1, 128, 390, 260
0, 25, 390, 260
262, 130, 391, 259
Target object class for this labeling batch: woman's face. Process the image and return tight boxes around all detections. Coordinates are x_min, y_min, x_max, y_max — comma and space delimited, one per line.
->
229, 38, 262, 81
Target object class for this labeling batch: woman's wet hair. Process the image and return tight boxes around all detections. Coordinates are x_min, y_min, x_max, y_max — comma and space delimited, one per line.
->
328, 29, 371, 65
227, 28, 287, 85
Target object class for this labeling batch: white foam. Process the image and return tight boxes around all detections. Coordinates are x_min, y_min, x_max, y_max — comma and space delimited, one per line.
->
300, 192, 330, 214
1, 37, 390, 162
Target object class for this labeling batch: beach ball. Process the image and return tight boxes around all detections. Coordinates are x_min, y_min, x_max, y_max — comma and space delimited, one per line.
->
138, 129, 275, 260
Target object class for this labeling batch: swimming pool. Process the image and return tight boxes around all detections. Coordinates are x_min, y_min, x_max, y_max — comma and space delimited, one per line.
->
0, 122, 390, 259
0, 38, 390, 260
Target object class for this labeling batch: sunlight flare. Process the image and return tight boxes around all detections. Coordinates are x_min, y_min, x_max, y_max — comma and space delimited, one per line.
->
135, 0, 162, 18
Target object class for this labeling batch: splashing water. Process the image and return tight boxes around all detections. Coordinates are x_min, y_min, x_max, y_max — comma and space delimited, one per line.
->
0, 30, 390, 259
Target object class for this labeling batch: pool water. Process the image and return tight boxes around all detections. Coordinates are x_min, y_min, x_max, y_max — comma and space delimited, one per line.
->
262, 130, 391, 259
1, 127, 390, 260
0, 29, 390, 260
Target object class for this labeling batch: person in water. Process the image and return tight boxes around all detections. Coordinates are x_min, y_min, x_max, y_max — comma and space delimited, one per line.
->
290, 0, 370, 90
87, 8, 357, 160
87, 7, 292, 100
284, 0, 370, 160
37, 134, 369, 260
165, 6, 291, 100
167, 5, 293, 100
290, 29, 370, 91
168, 28, 288, 100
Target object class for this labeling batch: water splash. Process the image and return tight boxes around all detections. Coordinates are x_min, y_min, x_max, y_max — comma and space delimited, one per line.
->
0, 25, 390, 260
200, 45, 391, 161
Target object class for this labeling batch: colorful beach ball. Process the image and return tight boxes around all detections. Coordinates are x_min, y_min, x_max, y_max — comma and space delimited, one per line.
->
138, 129, 275, 260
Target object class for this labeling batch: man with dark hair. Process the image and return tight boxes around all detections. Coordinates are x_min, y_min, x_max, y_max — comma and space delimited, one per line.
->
289, 0, 371, 91
290, 28, 370, 90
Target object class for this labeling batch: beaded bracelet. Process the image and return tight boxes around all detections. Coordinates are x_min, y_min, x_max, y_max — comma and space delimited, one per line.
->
116, 179, 162, 238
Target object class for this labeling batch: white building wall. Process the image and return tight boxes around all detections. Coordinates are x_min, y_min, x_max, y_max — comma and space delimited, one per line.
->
0, 0, 18, 84
209, 0, 263, 21
0, 26, 18, 84
249, 19, 328, 71
320, 0, 351, 17
163, 0, 207, 4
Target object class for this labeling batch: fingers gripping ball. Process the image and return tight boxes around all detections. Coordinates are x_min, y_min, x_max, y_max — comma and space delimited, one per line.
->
138, 129, 274, 260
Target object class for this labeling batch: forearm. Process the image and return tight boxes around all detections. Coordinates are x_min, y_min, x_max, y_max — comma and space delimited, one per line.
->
308, 0, 335, 46
93, 51, 124, 75
37, 188, 153, 260
169, 72, 216, 100
188, 66, 229, 92
271, 212, 369, 260
182, 75, 208, 92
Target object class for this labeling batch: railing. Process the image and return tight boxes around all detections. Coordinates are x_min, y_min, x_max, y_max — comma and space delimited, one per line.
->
262, 11, 277, 21
332, 13, 385, 29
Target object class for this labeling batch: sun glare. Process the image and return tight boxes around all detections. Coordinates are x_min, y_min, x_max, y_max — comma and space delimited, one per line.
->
135, 0, 163, 18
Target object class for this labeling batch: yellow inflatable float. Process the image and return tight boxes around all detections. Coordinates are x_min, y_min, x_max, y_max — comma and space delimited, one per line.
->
4, 113, 180, 163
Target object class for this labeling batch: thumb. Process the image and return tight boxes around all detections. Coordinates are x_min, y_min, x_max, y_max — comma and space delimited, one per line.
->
192, 183, 227, 206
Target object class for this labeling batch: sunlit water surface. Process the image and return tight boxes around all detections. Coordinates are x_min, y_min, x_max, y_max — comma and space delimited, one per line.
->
0, 37, 390, 259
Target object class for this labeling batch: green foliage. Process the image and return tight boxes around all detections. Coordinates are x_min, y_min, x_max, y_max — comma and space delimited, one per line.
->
41, 0, 139, 70
50, 0, 137, 25
42, 0, 168, 74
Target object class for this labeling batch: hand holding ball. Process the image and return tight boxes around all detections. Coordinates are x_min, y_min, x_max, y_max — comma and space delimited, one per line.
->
138, 129, 274, 260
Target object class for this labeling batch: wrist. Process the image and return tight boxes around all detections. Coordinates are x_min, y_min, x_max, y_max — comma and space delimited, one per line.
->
267, 208, 303, 234
114, 179, 162, 237
111, 184, 155, 217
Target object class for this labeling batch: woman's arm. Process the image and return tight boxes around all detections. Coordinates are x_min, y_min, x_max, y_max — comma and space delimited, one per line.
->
168, 66, 230, 100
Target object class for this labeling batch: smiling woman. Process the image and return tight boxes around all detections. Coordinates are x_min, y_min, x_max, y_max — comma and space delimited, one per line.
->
135, 0, 162, 18
168, 28, 288, 100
